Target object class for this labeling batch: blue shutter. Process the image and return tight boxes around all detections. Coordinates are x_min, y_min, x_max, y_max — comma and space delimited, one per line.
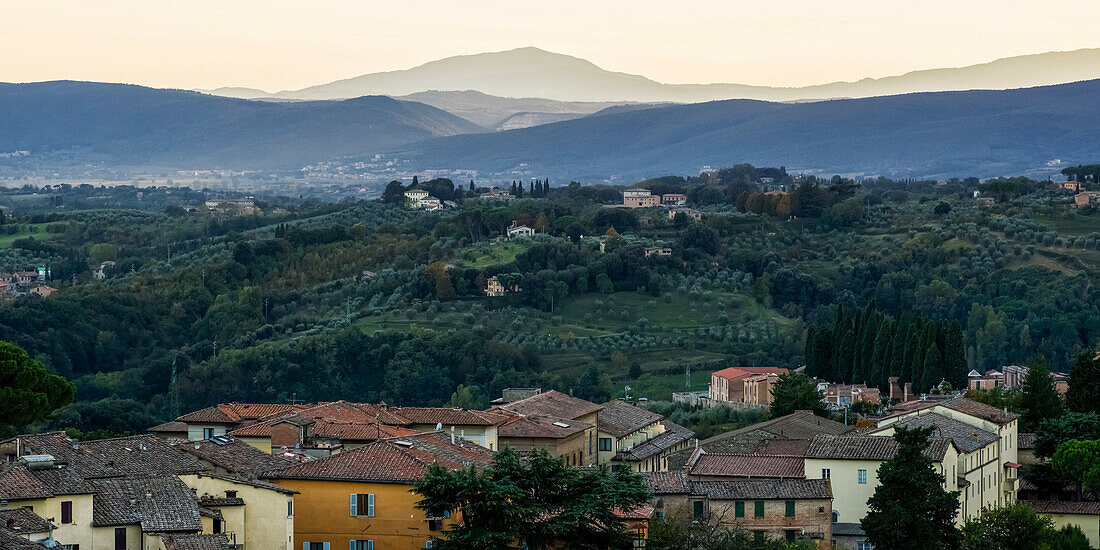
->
367, 494, 375, 517
350, 541, 356, 550
350, 493, 357, 516
303, 543, 309, 550
367, 542, 374, 550
323, 543, 330, 550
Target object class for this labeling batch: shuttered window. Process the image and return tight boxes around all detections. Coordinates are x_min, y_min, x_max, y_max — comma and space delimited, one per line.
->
350, 494, 375, 517
754, 500, 764, 518
735, 501, 744, 518
61, 501, 73, 524
785, 500, 795, 517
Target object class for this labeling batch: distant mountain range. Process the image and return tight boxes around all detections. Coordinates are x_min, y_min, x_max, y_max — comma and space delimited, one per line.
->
380, 79, 1100, 180
390, 90, 640, 130
202, 46, 1100, 103
0, 81, 483, 169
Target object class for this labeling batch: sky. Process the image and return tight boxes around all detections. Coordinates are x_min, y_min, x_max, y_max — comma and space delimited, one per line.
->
3, 0, 1099, 91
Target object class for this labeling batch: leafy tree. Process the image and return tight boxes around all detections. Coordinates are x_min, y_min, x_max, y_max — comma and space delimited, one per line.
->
1066, 350, 1100, 414
1035, 412, 1100, 459
862, 426, 960, 550
1019, 357, 1062, 431
544, 280, 568, 312
0, 341, 75, 427
681, 223, 720, 255
1050, 525, 1092, 550
1052, 439, 1100, 493
89, 243, 119, 264
415, 447, 650, 550
448, 384, 488, 410
959, 503, 1054, 550
769, 372, 829, 419
933, 201, 952, 216
381, 180, 406, 204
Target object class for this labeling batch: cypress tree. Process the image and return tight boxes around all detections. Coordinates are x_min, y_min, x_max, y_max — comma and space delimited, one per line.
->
890, 313, 910, 380
835, 331, 857, 384
941, 321, 967, 389
871, 319, 894, 389
920, 342, 944, 392
1019, 357, 1062, 431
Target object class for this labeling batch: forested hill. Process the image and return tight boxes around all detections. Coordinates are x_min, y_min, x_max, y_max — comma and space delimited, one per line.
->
382, 79, 1100, 179
0, 81, 484, 169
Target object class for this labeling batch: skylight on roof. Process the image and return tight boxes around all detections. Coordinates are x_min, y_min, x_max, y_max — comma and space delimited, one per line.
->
552, 422, 570, 428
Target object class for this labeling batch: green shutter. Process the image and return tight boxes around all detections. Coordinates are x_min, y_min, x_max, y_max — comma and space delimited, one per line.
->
785, 500, 795, 517
735, 501, 745, 518
754, 500, 764, 518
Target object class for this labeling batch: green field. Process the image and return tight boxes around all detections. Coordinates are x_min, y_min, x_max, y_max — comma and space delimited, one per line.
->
1035, 211, 1100, 236
459, 241, 532, 268
0, 223, 52, 248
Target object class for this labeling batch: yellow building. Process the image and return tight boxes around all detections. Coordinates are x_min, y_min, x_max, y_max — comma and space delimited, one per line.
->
268, 432, 496, 550
496, 390, 603, 466
1027, 501, 1100, 547
805, 434, 960, 547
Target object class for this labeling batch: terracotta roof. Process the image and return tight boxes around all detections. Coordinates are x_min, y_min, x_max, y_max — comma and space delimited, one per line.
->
0, 529, 47, 549
176, 403, 303, 424
598, 401, 664, 438
385, 407, 510, 427
1018, 432, 1036, 450
703, 411, 853, 444
688, 453, 805, 478
641, 471, 691, 495
91, 476, 203, 532
614, 503, 655, 520
498, 414, 593, 439
690, 478, 832, 500
229, 401, 378, 437
806, 434, 951, 461
711, 366, 788, 381
162, 534, 231, 550
148, 421, 189, 434
870, 412, 999, 453
1025, 499, 1100, 515
498, 390, 603, 420
312, 420, 417, 441
171, 437, 296, 477
0, 507, 51, 534
3, 432, 118, 478
615, 420, 695, 462
0, 462, 97, 500
268, 432, 495, 483
80, 435, 208, 477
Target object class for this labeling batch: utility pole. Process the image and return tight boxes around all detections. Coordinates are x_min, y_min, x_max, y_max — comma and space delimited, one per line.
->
168, 356, 180, 419
212, 339, 217, 368
685, 364, 691, 389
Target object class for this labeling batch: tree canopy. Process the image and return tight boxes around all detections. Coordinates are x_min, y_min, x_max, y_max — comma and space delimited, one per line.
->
0, 341, 74, 428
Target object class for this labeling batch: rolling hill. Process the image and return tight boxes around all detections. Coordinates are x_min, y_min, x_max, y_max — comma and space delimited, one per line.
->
392, 90, 636, 130
0, 81, 484, 169
379, 80, 1100, 179
237, 46, 1100, 103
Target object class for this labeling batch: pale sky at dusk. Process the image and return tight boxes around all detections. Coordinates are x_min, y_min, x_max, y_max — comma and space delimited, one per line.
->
3, 0, 1099, 91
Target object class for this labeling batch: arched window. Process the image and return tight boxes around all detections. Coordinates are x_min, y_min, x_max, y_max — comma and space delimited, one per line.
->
832, 510, 840, 524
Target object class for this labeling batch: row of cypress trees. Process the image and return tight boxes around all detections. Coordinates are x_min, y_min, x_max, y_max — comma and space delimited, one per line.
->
805, 303, 968, 393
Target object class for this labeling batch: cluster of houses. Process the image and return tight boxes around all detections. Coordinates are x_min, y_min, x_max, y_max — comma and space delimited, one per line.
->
7, 379, 1094, 550
621, 189, 687, 208
0, 269, 57, 299
204, 199, 259, 216
1074, 191, 1100, 208
967, 364, 1069, 395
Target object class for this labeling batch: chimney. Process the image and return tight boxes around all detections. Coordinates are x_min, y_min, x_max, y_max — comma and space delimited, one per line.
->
450, 426, 455, 445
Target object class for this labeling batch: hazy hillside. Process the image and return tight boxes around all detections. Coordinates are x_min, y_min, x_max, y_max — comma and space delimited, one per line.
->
0, 81, 484, 168
262, 47, 1100, 103
394, 90, 631, 129
381, 80, 1100, 179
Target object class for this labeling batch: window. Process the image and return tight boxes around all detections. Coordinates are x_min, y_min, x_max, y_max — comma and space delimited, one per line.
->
754, 532, 765, 545
832, 511, 839, 524
61, 501, 73, 524
202, 427, 215, 439
114, 527, 127, 550
692, 500, 705, 520
351, 493, 375, 517
856, 541, 873, 550
858, 469, 867, 484
304, 543, 329, 550
785, 530, 798, 542
599, 438, 613, 452
225, 490, 237, 499
288, 500, 294, 517
821, 468, 831, 480
350, 541, 374, 550
754, 500, 764, 518
426, 542, 434, 549
213, 519, 223, 534
735, 501, 745, 518
785, 500, 795, 517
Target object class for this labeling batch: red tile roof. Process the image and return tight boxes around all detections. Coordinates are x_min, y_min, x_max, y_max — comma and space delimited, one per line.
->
598, 401, 664, 438
148, 421, 189, 434
268, 432, 495, 484
689, 453, 805, 478
385, 407, 510, 427
0, 507, 51, 534
176, 403, 303, 424
711, 366, 788, 381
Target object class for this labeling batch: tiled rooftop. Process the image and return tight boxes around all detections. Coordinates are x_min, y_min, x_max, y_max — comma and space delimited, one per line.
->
711, 366, 788, 381
385, 407, 510, 427
690, 478, 832, 500
640, 471, 691, 494
888, 397, 1020, 426
806, 434, 951, 461
1018, 432, 1036, 450
162, 533, 231, 550
615, 420, 695, 462
688, 452, 805, 478
598, 400, 664, 438
1025, 499, 1100, 515
91, 475, 202, 532
171, 437, 297, 477
0, 529, 47, 549
0, 507, 51, 534
498, 414, 593, 439
498, 390, 603, 420
0, 461, 97, 500
869, 412, 999, 453
268, 432, 496, 483
81, 435, 208, 477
